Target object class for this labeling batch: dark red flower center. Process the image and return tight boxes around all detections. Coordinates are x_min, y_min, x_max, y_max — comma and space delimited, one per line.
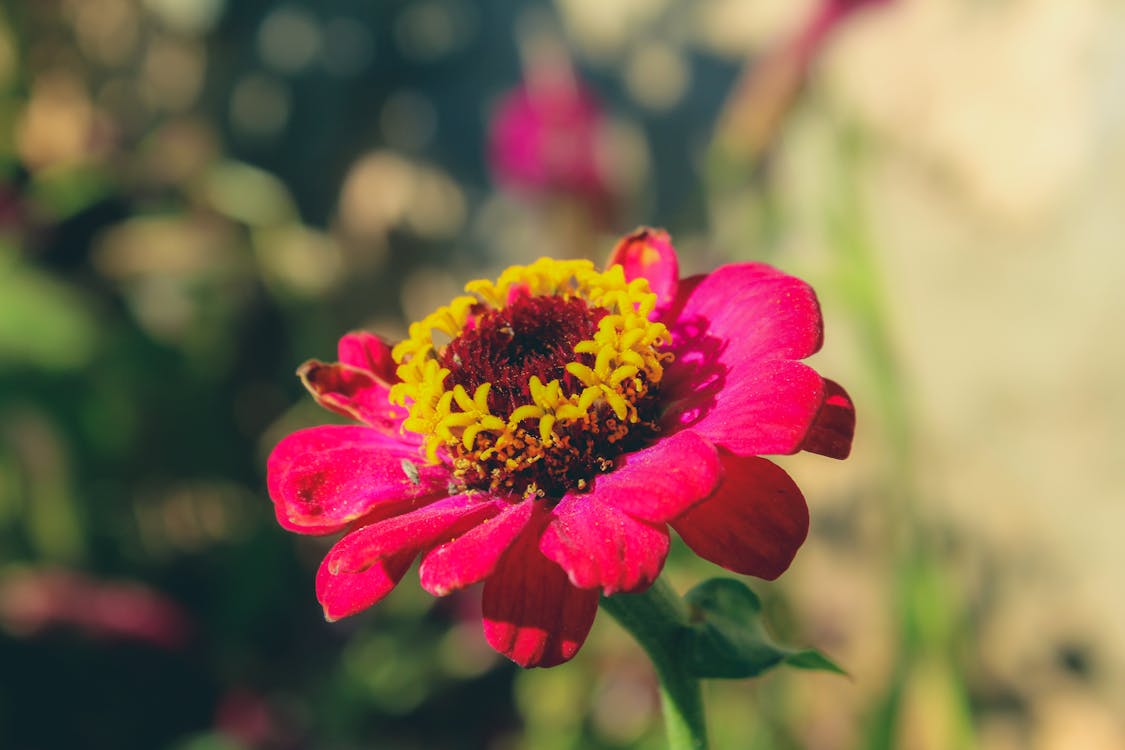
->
439, 294, 606, 417
435, 293, 659, 498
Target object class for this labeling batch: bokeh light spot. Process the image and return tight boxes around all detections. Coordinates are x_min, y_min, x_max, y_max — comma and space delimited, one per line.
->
257, 5, 323, 74
229, 73, 291, 137
394, 0, 476, 62
143, 0, 226, 35
204, 161, 296, 227
16, 71, 97, 170
72, 0, 140, 68
337, 151, 416, 239
624, 41, 690, 111
141, 37, 205, 112
253, 224, 345, 299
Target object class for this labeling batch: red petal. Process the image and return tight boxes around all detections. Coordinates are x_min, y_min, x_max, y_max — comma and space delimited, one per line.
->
607, 227, 679, 311
663, 359, 826, 457
482, 531, 600, 668
671, 453, 808, 580
266, 425, 446, 535
297, 360, 407, 431
316, 545, 414, 621
586, 430, 723, 523
418, 500, 536, 597
799, 379, 855, 459
337, 331, 398, 383
539, 496, 668, 595
326, 494, 505, 574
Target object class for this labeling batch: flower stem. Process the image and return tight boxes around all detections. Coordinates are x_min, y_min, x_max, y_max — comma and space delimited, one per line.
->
601, 578, 708, 750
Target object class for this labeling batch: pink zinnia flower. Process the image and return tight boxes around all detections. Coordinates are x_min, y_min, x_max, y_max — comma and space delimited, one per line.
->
267, 229, 854, 667
487, 72, 612, 210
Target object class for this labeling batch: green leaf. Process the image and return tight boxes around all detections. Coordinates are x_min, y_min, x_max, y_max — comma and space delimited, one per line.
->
784, 649, 848, 676
682, 577, 846, 679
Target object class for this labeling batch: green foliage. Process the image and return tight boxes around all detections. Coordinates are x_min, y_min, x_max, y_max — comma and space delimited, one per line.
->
0, 249, 100, 372
683, 578, 845, 680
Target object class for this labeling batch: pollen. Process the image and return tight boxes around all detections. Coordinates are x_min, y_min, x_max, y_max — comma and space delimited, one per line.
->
390, 258, 671, 497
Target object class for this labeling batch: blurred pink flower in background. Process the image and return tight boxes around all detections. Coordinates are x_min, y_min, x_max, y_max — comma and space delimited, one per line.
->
487, 54, 618, 226
488, 77, 607, 197
0, 567, 192, 650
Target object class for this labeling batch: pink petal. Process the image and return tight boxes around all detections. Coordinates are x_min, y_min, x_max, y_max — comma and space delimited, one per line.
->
539, 496, 669, 595
337, 331, 398, 383
799, 378, 855, 459
658, 263, 830, 456
663, 358, 826, 457
298, 360, 407, 431
671, 453, 808, 580
664, 263, 824, 383
482, 531, 600, 667
607, 227, 679, 310
316, 546, 414, 622
267, 425, 446, 535
326, 494, 505, 574
585, 430, 723, 523
418, 499, 537, 597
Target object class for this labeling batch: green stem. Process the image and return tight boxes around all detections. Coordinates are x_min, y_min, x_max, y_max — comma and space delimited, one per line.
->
601, 577, 709, 750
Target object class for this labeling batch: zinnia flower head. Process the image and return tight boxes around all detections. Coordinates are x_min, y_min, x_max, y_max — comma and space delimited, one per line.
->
267, 229, 854, 667
487, 72, 612, 207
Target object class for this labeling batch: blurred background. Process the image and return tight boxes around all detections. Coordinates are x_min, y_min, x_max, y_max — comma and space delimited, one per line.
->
2, 0, 1123, 748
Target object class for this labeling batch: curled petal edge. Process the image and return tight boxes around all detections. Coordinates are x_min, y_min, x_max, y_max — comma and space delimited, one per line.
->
799, 378, 855, 459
